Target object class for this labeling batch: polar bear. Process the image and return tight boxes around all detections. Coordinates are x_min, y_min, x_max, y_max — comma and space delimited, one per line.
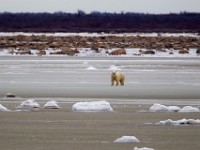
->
111, 71, 125, 86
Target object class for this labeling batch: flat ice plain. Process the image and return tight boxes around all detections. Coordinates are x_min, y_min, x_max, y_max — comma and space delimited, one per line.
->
0, 56, 200, 150
0, 56, 200, 102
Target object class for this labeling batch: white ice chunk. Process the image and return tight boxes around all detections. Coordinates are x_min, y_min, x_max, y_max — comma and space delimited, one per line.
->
179, 106, 200, 113
72, 100, 113, 112
158, 118, 200, 125
0, 104, 10, 112
168, 106, 181, 112
150, 103, 181, 112
150, 104, 200, 113
187, 119, 200, 125
18, 99, 40, 108
44, 100, 60, 109
134, 147, 155, 150
114, 136, 140, 143
150, 103, 169, 112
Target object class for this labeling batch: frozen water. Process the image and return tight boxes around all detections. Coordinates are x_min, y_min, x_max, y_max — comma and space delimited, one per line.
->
114, 136, 140, 143
0, 56, 200, 104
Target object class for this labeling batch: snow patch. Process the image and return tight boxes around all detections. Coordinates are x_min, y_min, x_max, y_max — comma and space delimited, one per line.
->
114, 136, 140, 143
108, 65, 121, 71
82, 61, 88, 65
18, 99, 40, 108
72, 100, 113, 112
86, 66, 97, 70
44, 100, 60, 109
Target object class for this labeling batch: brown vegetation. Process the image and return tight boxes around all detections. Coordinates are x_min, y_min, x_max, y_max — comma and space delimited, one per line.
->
0, 35, 199, 56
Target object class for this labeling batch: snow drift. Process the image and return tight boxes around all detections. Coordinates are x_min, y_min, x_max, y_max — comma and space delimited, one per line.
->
72, 100, 113, 112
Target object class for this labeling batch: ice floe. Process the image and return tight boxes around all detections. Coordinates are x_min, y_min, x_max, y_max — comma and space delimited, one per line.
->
149, 103, 199, 113
18, 99, 40, 108
157, 119, 200, 126
134, 147, 154, 150
72, 100, 113, 112
114, 136, 140, 143
0, 104, 10, 111
44, 100, 60, 109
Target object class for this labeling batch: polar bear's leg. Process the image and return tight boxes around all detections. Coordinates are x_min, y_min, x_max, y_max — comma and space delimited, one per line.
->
116, 80, 119, 86
120, 79, 124, 86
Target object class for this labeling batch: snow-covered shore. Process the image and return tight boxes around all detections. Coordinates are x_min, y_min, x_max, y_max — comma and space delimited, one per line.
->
0, 32, 199, 57
0, 48, 199, 57
0, 32, 199, 37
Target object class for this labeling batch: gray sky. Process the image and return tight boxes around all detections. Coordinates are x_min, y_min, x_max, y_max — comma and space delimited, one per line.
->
0, 0, 200, 13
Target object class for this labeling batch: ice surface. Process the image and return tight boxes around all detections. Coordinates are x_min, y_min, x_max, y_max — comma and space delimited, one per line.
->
134, 147, 155, 150
18, 99, 40, 108
1, 56, 200, 100
72, 100, 113, 112
0, 104, 10, 111
158, 119, 200, 125
44, 100, 60, 109
114, 136, 140, 143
